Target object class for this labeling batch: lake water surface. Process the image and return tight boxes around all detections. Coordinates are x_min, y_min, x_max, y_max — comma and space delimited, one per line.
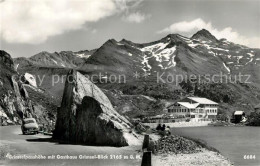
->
172, 126, 260, 166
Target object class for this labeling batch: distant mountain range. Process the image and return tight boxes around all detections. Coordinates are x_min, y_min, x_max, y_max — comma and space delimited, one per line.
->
14, 29, 260, 86
1, 29, 260, 124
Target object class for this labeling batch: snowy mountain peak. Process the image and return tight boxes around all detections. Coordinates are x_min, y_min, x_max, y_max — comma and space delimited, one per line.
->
191, 29, 218, 42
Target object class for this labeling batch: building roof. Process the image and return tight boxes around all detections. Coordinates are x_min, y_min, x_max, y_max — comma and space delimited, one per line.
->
234, 111, 244, 115
188, 97, 218, 105
177, 102, 199, 109
255, 103, 260, 109
167, 96, 218, 109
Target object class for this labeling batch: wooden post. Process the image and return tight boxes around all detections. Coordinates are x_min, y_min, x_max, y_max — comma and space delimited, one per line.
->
141, 151, 152, 166
142, 134, 149, 150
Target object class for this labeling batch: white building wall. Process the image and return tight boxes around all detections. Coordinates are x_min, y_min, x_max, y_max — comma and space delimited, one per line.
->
168, 104, 218, 119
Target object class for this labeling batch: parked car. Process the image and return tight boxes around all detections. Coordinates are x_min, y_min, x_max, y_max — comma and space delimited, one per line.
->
21, 118, 39, 135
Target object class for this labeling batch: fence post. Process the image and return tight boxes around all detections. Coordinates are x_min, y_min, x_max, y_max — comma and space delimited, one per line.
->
141, 151, 152, 166
142, 134, 149, 150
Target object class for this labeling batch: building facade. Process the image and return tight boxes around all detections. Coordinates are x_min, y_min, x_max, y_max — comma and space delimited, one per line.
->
167, 97, 218, 120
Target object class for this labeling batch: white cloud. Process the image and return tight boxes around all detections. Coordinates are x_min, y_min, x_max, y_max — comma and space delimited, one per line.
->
123, 12, 150, 23
158, 18, 260, 48
0, 0, 137, 44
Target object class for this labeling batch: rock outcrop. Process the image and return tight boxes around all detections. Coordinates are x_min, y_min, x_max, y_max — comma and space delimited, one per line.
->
0, 75, 35, 125
22, 73, 38, 87
0, 50, 14, 70
53, 70, 140, 147
0, 51, 57, 126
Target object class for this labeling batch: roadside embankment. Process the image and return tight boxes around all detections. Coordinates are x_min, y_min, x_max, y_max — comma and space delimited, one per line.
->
152, 148, 232, 166
143, 121, 211, 128
144, 132, 232, 165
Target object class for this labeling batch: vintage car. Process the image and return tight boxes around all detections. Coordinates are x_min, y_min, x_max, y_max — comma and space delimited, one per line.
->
21, 118, 39, 135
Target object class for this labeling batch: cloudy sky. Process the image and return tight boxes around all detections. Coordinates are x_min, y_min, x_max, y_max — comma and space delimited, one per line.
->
0, 0, 260, 58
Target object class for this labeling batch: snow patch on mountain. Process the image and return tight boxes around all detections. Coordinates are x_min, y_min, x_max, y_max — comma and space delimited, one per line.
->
116, 42, 124, 46
235, 56, 243, 63
247, 53, 254, 58
188, 43, 200, 48
75, 53, 91, 59
140, 42, 176, 70
24, 73, 37, 87
210, 47, 229, 52
188, 39, 230, 55
52, 59, 58, 64
227, 55, 231, 59
208, 51, 216, 57
157, 47, 176, 62
141, 54, 152, 72
245, 58, 253, 65
223, 63, 230, 73
140, 42, 169, 52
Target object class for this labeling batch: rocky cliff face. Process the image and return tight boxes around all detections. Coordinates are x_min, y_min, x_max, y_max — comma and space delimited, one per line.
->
0, 50, 58, 126
0, 74, 42, 125
0, 50, 14, 70
53, 70, 140, 146
0, 52, 33, 124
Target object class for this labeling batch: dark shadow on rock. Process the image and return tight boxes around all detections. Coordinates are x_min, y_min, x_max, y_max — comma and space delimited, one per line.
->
26, 138, 56, 143
18, 133, 37, 135
25, 138, 125, 148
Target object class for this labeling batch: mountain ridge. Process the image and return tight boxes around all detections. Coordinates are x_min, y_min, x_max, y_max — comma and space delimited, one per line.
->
4, 29, 260, 119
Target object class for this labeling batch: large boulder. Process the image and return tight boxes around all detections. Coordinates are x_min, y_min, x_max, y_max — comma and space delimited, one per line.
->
53, 70, 140, 147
